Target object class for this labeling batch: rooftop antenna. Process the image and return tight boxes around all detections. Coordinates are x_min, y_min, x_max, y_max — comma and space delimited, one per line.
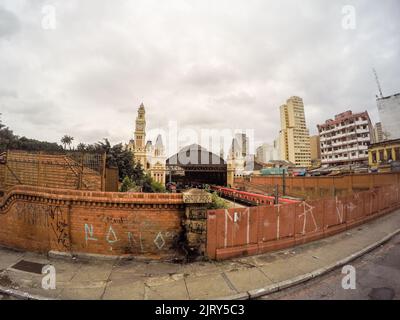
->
373, 68, 384, 99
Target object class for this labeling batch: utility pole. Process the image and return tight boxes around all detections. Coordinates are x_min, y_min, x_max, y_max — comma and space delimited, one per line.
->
274, 184, 279, 205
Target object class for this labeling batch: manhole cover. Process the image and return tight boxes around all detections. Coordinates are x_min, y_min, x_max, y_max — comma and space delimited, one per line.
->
10, 260, 47, 275
368, 287, 395, 300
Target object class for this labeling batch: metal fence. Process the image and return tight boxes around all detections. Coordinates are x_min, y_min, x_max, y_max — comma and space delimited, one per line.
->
0, 150, 106, 192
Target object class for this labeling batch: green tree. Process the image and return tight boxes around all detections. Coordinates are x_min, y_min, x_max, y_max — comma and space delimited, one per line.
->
131, 162, 145, 182
150, 180, 166, 193
61, 135, 74, 150
140, 173, 153, 192
76, 143, 86, 151
119, 176, 136, 192
89, 139, 137, 182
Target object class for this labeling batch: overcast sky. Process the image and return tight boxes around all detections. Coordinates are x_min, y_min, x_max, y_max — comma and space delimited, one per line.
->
0, 0, 399, 154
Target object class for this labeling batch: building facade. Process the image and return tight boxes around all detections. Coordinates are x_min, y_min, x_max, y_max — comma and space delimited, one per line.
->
310, 135, 321, 167
256, 143, 280, 163
235, 133, 249, 158
377, 93, 400, 140
373, 122, 384, 143
368, 138, 400, 172
279, 96, 311, 167
227, 138, 245, 178
127, 103, 166, 184
317, 110, 372, 167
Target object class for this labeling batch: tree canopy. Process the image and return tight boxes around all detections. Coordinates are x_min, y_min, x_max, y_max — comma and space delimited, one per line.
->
0, 115, 63, 152
61, 135, 74, 150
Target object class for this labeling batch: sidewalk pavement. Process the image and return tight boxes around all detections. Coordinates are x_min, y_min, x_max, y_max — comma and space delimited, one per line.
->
1, 210, 400, 300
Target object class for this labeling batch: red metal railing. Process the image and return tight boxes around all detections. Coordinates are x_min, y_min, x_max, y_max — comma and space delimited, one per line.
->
210, 185, 300, 205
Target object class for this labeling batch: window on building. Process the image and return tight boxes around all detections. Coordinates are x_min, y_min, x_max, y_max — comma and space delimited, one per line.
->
395, 148, 400, 161
387, 149, 393, 161
379, 150, 384, 162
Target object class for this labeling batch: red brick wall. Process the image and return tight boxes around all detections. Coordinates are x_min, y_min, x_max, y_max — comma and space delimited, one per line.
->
207, 184, 400, 260
235, 172, 400, 199
0, 185, 185, 258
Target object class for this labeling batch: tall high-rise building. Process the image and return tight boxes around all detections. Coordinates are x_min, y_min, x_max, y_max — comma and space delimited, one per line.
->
279, 96, 311, 167
373, 122, 384, 143
317, 110, 372, 167
235, 133, 249, 157
310, 135, 321, 165
377, 93, 400, 140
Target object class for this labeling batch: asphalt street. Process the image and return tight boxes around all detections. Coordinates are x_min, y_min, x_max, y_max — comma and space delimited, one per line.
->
260, 233, 400, 300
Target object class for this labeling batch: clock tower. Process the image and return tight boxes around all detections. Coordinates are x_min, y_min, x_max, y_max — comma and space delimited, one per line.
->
134, 103, 147, 168
129, 102, 166, 186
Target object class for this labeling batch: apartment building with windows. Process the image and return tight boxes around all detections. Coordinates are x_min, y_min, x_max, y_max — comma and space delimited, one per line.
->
279, 96, 311, 167
317, 110, 373, 167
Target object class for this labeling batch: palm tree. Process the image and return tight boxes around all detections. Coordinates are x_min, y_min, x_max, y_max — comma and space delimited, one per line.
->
76, 143, 86, 151
61, 135, 74, 150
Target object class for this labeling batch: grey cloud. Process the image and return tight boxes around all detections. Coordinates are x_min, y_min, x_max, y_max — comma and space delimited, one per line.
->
0, 6, 20, 38
3, 99, 60, 126
67, 126, 111, 145
182, 63, 239, 88
214, 91, 255, 106
0, 89, 18, 98
0, 0, 399, 147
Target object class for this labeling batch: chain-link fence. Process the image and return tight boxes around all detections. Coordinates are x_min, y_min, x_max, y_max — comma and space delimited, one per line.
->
0, 150, 106, 192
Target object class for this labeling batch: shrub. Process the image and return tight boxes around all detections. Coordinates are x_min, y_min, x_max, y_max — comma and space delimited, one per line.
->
119, 176, 135, 192
207, 192, 228, 209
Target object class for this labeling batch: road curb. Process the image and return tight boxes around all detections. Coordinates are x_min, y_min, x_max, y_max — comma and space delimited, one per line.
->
246, 228, 400, 299
2, 229, 399, 300
214, 292, 250, 300
0, 285, 56, 300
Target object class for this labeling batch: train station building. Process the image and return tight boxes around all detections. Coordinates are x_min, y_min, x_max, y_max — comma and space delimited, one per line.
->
166, 144, 228, 186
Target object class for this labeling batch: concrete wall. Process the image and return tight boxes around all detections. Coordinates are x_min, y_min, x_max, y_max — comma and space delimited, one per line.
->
0, 185, 185, 258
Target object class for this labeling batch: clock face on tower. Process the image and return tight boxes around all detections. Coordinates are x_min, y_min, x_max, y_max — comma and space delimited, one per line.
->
136, 122, 144, 131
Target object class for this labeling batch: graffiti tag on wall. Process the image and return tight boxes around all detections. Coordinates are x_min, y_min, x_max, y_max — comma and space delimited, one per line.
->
13, 202, 70, 250
84, 222, 175, 253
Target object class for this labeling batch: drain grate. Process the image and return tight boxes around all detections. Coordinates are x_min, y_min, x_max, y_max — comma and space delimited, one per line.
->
368, 287, 395, 300
11, 260, 47, 275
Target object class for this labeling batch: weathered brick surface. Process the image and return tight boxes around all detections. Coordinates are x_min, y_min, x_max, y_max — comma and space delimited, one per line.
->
235, 172, 400, 200
0, 185, 185, 257
207, 183, 400, 260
